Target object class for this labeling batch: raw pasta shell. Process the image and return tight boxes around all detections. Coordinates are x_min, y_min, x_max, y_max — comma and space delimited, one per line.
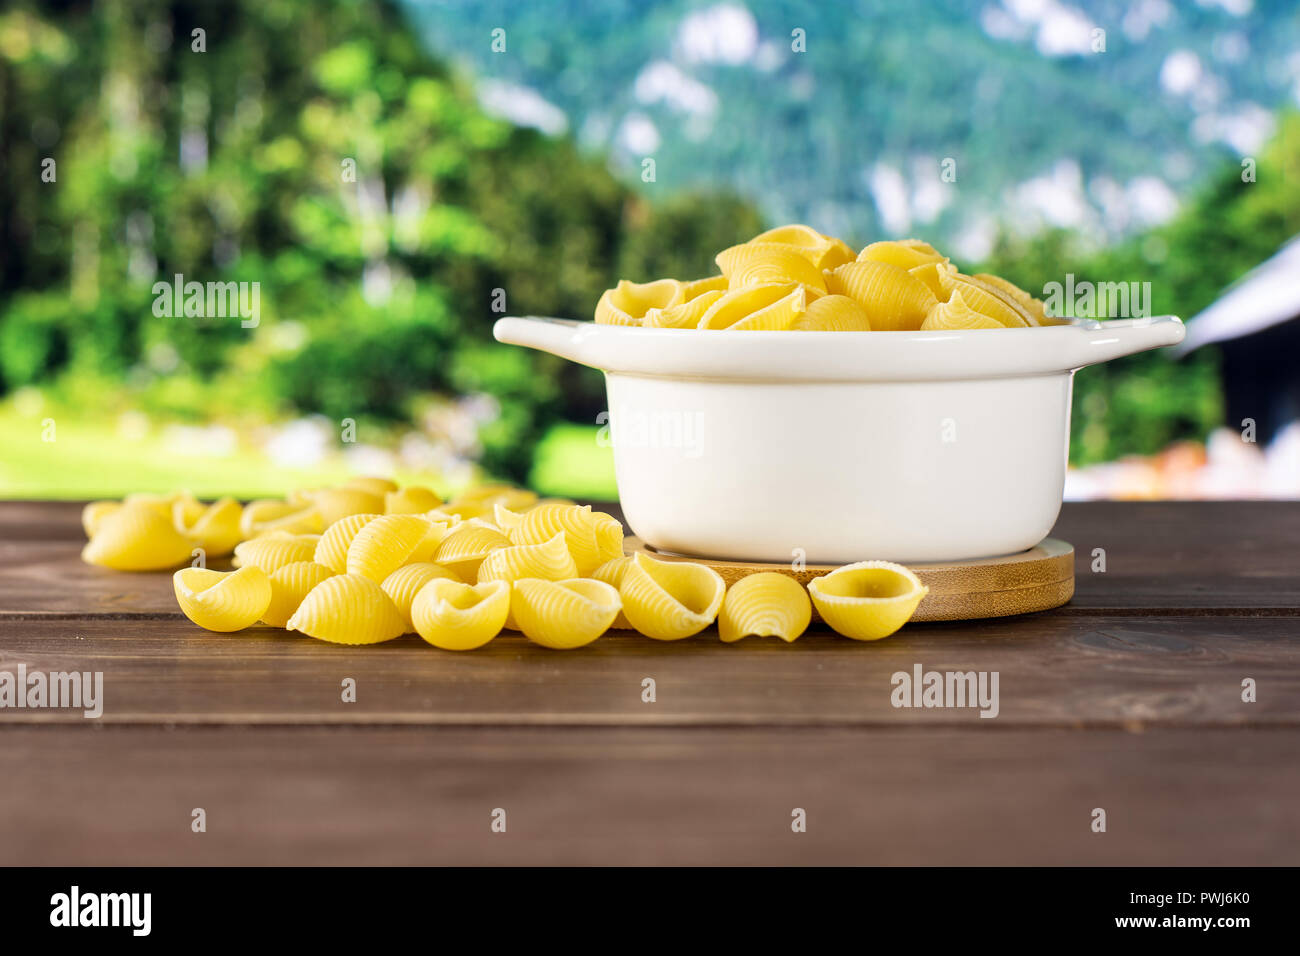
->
718, 572, 812, 643
286, 573, 407, 645
384, 485, 443, 514
944, 274, 1033, 327
595, 278, 684, 326
825, 260, 937, 332
508, 503, 623, 575
240, 499, 321, 537
972, 273, 1048, 326
679, 275, 728, 300
751, 225, 855, 270
262, 561, 336, 628
82, 501, 195, 571
644, 289, 724, 329
726, 286, 808, 331
619, 551, 726, 641
346, 514, 434, 581
177, 496, 243, 557
908, 261, 958, 299
232, 533, 321, 573
343, 476, 400, 496
857, 239, 947, 271
511, 578, 621, 650
591, 556, 635, 630
477, 532, 579, 585
381, 562, 462, 631
698, 283, 797, 330
173, 565, 272, 633
435, 520, 511, 578
314, 513, 382, 574
81, 500, 121, 538
307, 487, 386, 525
921, 290, 1004, 330
716, 242, 828, 294
793, 293, 872, 331
411, 578, 510, 651
807, 560, 928, 641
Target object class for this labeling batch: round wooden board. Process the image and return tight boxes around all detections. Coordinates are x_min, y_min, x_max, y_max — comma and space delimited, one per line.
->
624, 538, 1075, 623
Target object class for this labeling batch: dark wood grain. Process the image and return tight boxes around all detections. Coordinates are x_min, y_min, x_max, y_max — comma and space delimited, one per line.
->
0, 614, 1295, 727
1, 724, 1296, 866
1, 500, 1296, 866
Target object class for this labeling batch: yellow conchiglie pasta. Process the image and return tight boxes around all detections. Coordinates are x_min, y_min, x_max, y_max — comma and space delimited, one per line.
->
477, 532, 579, 586
921, 290, 1005, 330
240, 499, 320, 538
644, 289, 724, 329
343, 476, 400, 496
346, 514, 434, 582
698, 283, 798, 330
511, 578, 622, 650
857, 238, 947, 271
286, 573, 407, 645
380, 562, 462, 631
793, 293, 872, 331
313, 513, 381, 574
825, 260, 938, 331
435, 520, 511, 579
595, 278, 684, 326
679, 274, 729, 300
618, 551, 726, 641
410, 578, 510, 651
591, 555, 635, 629
261, 560, 336, 628
716, 242, 828, 294
508, 503, 623, 575
82, 502, 195, 571
384, 485, 442, 514
306, 487, 386, 526
81, 500, 121, 538
173, 565, 272, 633
233, 533, 321, 573
751, 225, 854, 270
175, 496, 243, 557
717, 572, 812, 643
807, 560, 928, 641
943, 274, 1032, 327
973, 273, 1048, 325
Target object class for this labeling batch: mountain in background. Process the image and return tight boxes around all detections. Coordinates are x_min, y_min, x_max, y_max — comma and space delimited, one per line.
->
407, 0, 1300, 258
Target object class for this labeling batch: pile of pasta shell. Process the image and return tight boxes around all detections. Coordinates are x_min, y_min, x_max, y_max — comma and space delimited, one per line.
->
595, 224, 1051, 332
80, 478, 930, 648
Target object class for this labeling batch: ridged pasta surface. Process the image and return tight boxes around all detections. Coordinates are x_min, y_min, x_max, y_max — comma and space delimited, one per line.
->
173, 565, 272, 632
313, 513, 381, 574
435, 521, 511, 578
807, 560, 929, 641
618, 552, 726, 641
233, 533, 321, 573
718, 572, 812, 643
508, 503, 622, 575
410, 579, 510, 651
346, 514, 434, 581
175, 496, 243, 557
793, 294, 872, 331
381, 562, 462, 630
825, 260, 937, 331
595, 278, 684, 326
511, 578, 621, 649
286, 573, 407, 644
262, 561, 336, 628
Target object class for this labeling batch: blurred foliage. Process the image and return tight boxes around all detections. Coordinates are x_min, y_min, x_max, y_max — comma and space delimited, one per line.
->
979, 110, 1300, 465
0, 0, 761, 479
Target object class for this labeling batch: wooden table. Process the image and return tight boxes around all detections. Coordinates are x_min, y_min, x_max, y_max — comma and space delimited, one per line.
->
1, 500, 1297, 865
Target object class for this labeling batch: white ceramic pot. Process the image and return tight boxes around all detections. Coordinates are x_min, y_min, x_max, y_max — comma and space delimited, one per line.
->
494, 316, 1185, 563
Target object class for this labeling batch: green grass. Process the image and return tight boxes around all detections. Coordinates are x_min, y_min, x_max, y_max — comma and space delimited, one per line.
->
0, 405, 618, 501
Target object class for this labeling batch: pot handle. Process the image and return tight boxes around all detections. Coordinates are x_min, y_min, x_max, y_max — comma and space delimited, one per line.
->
493, 316, 602, 368
1065, 315, 1185, 367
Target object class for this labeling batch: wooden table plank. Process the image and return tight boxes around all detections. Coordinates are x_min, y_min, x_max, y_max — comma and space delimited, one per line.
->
1, 724, 1296, 866
4, 501, 1299, 618
2, 614, 1295, 727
